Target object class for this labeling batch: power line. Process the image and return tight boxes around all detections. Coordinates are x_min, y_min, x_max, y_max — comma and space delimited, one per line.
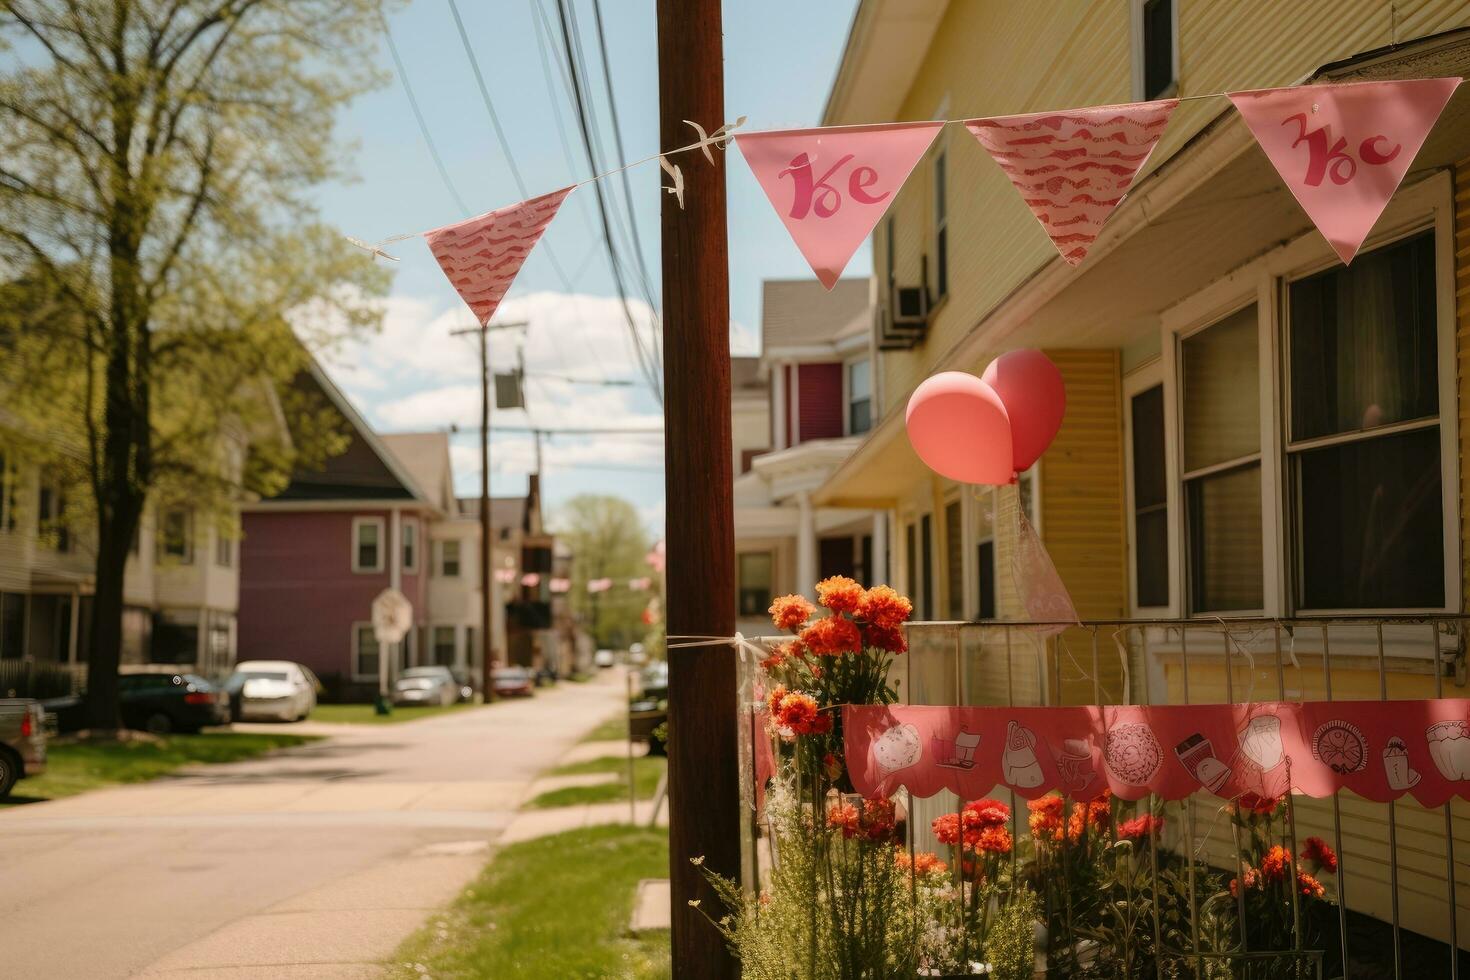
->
380, 14, 469, 217
551, 0, 663, 403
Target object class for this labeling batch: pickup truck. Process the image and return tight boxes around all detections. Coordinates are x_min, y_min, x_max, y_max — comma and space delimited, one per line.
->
0, 699, 48, 798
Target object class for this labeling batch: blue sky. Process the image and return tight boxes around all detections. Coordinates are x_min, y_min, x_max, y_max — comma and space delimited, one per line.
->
313, 0, 862, 532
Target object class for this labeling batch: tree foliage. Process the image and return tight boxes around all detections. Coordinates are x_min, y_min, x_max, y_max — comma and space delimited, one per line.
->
552, 494, 651, 649
0, 0, 394, 727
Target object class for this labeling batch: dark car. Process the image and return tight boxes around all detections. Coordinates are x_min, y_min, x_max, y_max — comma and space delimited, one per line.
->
118, 672, 229, 734
629, 661, 668, 757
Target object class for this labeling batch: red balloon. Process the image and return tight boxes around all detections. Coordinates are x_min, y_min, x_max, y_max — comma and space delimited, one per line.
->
981, 350, 1066, 472
904, 372, 1014, 485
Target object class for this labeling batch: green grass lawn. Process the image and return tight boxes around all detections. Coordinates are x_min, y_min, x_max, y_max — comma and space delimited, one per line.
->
579, 711, 632, 743
388, 824, 670, 980
3, 732, 315, 806
524, 753, 666, 809
308, 702, 480, 725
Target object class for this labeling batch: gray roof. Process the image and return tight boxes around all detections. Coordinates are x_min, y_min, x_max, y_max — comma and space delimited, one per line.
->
760, 278, 872, 351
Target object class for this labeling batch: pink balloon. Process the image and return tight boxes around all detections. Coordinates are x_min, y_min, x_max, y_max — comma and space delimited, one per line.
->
981, 349, 1066, 472
905, 372, 1014, 485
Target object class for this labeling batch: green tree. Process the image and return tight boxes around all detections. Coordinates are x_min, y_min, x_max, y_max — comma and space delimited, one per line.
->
554, 494, 652, 649
0, 0, 392, 728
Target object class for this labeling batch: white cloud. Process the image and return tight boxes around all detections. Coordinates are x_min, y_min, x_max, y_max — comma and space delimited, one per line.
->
729, 319, 760, 356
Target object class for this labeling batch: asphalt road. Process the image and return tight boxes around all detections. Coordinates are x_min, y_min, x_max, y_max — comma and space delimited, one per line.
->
0, 673, 627, 979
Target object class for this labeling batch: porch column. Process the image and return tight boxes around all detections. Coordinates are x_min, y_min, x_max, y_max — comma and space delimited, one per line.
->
872, 510, 889, 584
796, 490, 816, 596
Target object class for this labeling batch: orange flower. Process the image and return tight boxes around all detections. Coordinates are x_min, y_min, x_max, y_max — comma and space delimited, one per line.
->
976, 825, 1013, 854
1259, 844, 1291, 884
827, 801, 860, 837
800, 614, 862, 656
857, 584, 913, 629
759, 651, 785, 671
1118, 815, 1165, 841
1230, 868, 1258, 897
1300, 836, 1338, 874
765, 685, 788, 717
964, 798, 1010, 828
815, 575, 864, 613
862, 623, 907, 654
896, 849, 947, 876
1027, 794, 1064, 818
769, 594, 816, 631
829, 798, 895, 841
1297, 871, 1326, 899
776, 692, 819, 732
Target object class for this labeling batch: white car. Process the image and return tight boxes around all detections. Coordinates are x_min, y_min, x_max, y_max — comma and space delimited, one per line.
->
594, 649, 616, 668
226, 661, 319, 722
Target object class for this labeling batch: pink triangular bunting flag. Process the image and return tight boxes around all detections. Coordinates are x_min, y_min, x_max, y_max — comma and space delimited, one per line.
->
1229, 78, 1460, 264
424, 186, 573, 324
736, 122, 943, 289
966, 100, 1178, 266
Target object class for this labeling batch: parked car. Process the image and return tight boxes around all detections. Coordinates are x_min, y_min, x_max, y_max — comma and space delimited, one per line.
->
449, 666, 477, 702
629, 661, 668, 757
594, 649, 616, 668
224, 661, 319, 722
118, 672, 230, 733
393, 666, 460, 706
491, 666, 534, 698
0, 699, 47, 798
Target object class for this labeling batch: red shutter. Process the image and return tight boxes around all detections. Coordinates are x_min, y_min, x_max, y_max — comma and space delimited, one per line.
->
798, 363, 844, 442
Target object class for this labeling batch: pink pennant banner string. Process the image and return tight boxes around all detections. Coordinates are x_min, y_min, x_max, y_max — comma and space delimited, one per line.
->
424, 185, 573, 325
1228, 78, 1460, 264
736, 121, 943, 289
845, 700, 1470, 807
965, 100, 1178, 266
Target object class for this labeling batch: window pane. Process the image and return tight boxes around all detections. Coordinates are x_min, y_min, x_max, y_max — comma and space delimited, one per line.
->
920, 514, 934, 620
737, 553, 773, 617
1131, 384, 1169, 607
1295, 426, 1442, 609
433, 626, 456, 666
1289, 232, 1437, 442
849, 398, 871, 435
442, 540, 461, 576
357, 626, 379, 677
1182, 306, 1259, 472
1187, 463, 1263, 611
848, 359, 870, 400
977, 542, 996, 619
403, 523, 417, 568
945, 501, 962, 620
357, 522, 379, 569
1142, 0, 1174, 99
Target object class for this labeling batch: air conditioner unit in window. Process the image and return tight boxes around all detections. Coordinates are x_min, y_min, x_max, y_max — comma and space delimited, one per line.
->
894, 284, 929, 326
876, 303, 921, 350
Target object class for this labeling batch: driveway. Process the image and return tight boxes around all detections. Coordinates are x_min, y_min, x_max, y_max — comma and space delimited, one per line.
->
0, 672, 628, 979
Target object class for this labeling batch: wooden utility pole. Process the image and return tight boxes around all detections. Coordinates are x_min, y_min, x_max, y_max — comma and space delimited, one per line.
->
451, 320, 526, 703
657, 1, 739, 976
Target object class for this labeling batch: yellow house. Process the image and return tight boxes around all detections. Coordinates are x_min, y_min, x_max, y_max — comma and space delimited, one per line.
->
812, 0, 1470, 964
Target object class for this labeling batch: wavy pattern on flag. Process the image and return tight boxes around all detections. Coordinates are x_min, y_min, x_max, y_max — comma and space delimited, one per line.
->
424, 186, 574, 325
965, 101, 1177, 266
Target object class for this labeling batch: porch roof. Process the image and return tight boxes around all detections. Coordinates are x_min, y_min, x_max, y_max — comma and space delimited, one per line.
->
815, 29, 1470, 509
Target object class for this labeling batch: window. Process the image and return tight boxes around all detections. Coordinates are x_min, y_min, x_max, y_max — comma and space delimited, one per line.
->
353, 517, 383, 573
737, 552, 774, 617
1134, 0, 1176, 100
402, 520, 418, 573
905, 522, 917, 609
438, 539, 461, 577
0, 592, 25, 660
933, 148, 948, 300
977, 542, 997, 619
39, 479, 70, 553
1130, 384, 1169, 607
215, 529, 233, 568
1287, 232, 1442, 609
884, 216, 897, 311
848, 358, 872, 435
0, 452, 14, 532
433, 625, 456, 666
354, 623, 379, 679
944, 500, 963, 619
920, 513, 934, 620
159, 508, 192, 563
1181, 306, 1263, 612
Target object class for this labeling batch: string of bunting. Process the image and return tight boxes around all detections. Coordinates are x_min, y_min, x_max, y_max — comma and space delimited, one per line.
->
350, 78, 1461, 330
496, 570, 655, 593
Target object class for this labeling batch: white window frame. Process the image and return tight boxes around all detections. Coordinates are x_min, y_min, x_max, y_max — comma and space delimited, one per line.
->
352, 516, 385, 574
430, 623, 459, 667
438, 538, 462, 577
843, 355, 872, 437
1123, 359, 1175, 617
402, 519, 419, 574
1159, 171, 1459, 619
1130, 0, 1179, 102
215, 527, 233, 568
352, 620, 379, 682
159, 506, 193, 565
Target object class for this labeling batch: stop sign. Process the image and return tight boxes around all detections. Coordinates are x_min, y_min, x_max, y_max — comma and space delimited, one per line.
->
371, 588, 413, 645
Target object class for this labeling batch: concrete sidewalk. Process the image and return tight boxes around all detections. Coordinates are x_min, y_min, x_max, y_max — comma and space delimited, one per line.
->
0, 673, 631, 980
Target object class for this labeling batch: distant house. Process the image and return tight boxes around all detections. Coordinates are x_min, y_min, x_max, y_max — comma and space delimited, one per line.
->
732, 278, 881, 636
237, 361, 567, 699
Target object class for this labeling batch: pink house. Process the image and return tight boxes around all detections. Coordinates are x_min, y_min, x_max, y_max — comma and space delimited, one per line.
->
237, 363, 449, 700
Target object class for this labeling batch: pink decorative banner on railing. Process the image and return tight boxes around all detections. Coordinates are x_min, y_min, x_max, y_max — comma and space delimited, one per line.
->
965, 100, 1177, 266
1228, 78, 1460, 264
736, 121, 943, 288
844, 700, 1470, 807
425, 185, 573, 325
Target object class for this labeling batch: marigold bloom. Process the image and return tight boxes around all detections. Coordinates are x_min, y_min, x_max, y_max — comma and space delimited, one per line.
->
776, 692, 824, 735
827, 801, 860, 838
862, 623, 908, 654
964, 798, 1011, 828
769, 594, 816, 631
1231, 794, 1282, 817
1300, 836, 1338, 874
1230, 868, 1258, 897
856, 584, 913, 629
1297, 871, 1326, 899
896, 849, 947, 876
800, 614, 862, 656
1118, 814, 1165, 841
765, 685, 788, 717
1027, 794, 1064, 818
931, 812, 964, 847
758, 651, 785, 671
815, 575, 864, 613
976, 825, 1013, 854
1259, 844, 1291, 884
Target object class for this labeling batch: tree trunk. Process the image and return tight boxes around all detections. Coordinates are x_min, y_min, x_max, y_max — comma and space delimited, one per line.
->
84, 514, 132, 731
